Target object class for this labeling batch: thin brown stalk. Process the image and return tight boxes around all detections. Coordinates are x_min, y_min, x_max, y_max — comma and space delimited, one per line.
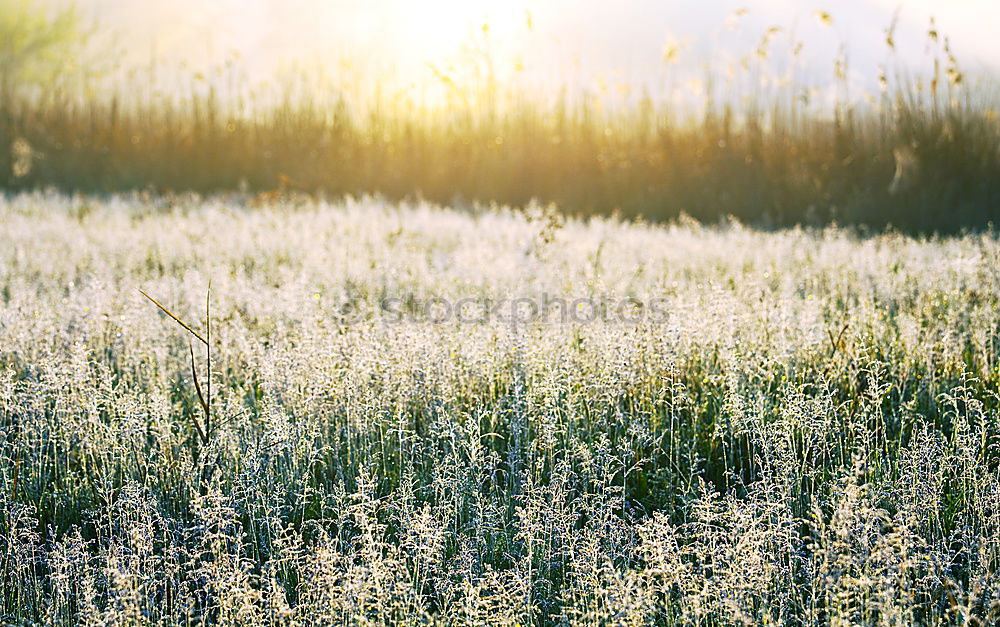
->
205, 283, 211, 436
188, 340, 210, 445
139, 289, 209, 346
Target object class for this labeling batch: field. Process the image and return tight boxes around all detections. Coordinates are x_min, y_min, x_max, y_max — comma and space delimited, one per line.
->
1, 192, 998, 624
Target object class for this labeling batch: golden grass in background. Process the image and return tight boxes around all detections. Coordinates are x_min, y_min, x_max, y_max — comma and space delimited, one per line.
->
1, 1, 999, 231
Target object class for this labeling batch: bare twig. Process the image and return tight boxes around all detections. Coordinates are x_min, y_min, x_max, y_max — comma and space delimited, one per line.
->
139, 289, 209, 346
828, 322, 849, 357
205, 283, 211, 436
188, 340, 210, 445
140, 287, 212, 446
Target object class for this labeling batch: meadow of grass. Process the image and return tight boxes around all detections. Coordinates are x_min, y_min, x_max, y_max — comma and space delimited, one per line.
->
1, 192, 998, 624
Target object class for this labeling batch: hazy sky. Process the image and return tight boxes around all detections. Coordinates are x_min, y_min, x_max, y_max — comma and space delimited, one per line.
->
52, 0, 1000, 100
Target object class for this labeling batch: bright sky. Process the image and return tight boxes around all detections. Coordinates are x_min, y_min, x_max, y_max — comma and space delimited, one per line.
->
56, 0, 1000, 100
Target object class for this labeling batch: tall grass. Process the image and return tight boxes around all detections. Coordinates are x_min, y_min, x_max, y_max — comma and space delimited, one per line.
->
1, 192, 999, 624
1, 13, 999, 232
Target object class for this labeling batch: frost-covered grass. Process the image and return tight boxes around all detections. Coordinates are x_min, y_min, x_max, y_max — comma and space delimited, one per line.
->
1, 192, 999, 625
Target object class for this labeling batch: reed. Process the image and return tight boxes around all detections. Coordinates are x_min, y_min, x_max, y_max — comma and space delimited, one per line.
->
1, 10, 998, 232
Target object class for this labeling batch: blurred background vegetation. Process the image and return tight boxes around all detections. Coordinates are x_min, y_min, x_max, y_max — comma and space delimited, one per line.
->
1, 0, 999, 233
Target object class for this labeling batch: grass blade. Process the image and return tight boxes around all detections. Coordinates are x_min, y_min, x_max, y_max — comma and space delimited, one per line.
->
139, 289, 209, 346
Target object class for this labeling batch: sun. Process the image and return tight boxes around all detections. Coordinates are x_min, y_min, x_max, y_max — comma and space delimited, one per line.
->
390, 0, 491, 63
375, 0, 534, 67
335, 0, 534, 105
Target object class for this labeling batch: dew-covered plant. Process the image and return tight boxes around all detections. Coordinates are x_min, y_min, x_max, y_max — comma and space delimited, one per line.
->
0, 191, 998, 625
